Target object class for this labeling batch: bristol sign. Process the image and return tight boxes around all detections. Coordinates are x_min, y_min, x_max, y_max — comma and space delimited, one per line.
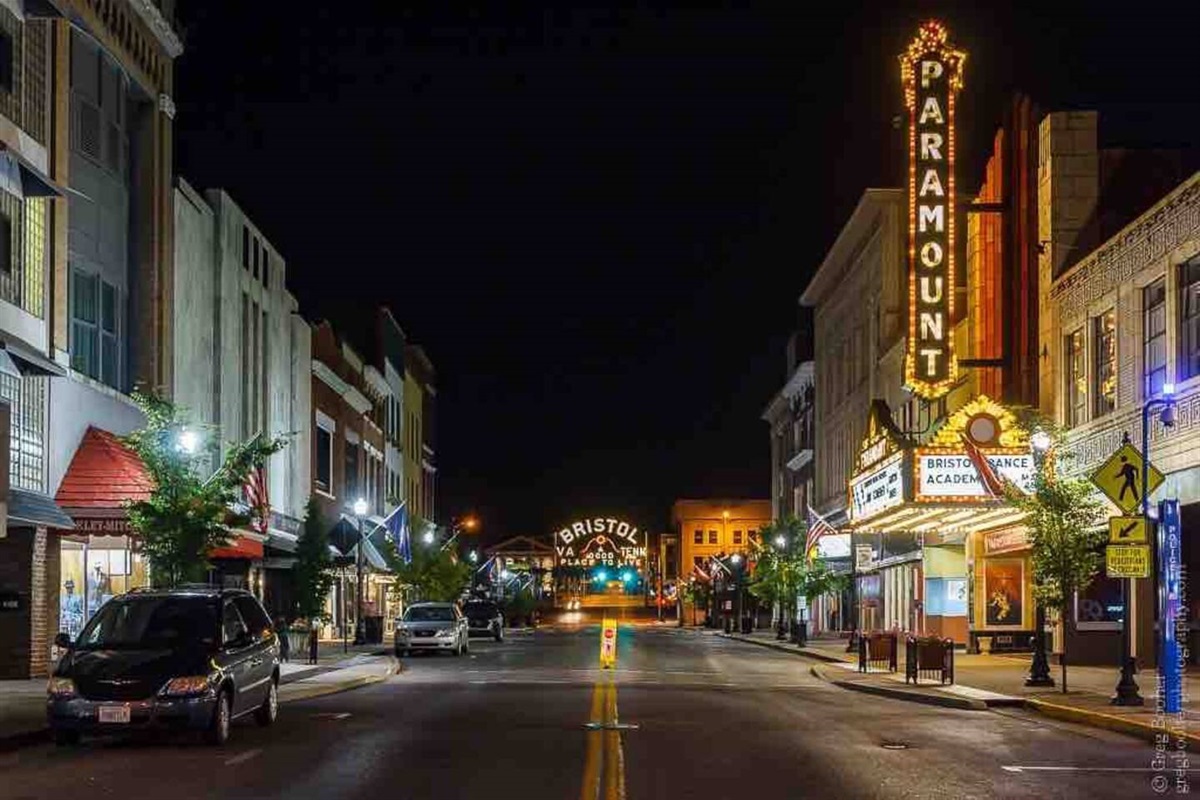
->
554, 517, 647, 569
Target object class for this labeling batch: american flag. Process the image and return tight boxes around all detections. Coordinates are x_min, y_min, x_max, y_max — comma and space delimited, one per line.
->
961, 434, 1007, 499
244, 466, 269, 535
805, 507, 837, 561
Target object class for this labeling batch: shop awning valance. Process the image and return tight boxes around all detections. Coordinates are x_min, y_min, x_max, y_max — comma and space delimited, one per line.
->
9, 488, 73, 529
210, 535, 265, 561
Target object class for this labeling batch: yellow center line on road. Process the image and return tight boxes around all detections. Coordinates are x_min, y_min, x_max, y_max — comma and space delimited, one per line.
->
580, 614, 629, 800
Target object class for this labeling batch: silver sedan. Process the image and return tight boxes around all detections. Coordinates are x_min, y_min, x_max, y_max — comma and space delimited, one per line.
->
394, 603, 469, 657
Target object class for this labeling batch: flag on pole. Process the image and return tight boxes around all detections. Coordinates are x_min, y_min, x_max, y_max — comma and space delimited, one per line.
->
243, 466, 269, 535
961, 434, 1007, 499
384, 501, 411, 564
805, 506, 837, 562
691, 560, 711, 583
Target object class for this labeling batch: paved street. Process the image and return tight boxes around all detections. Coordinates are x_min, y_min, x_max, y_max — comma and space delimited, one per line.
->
0, 618, 1181, 799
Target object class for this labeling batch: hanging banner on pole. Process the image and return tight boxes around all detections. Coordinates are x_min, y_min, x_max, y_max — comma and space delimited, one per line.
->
1159, 499, 1182, 714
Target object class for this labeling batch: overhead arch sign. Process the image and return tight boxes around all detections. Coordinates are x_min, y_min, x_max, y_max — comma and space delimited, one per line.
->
554, 517, 647, 569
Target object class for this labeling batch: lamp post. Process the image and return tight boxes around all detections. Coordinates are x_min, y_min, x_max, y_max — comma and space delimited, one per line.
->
1026, 430, 1055, 687
352, 497, 368, 646
1112, 383, 1177, 705
774, 536, 788, 641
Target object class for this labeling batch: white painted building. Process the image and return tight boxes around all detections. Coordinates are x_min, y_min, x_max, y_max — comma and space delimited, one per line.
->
173, 180, 312, 615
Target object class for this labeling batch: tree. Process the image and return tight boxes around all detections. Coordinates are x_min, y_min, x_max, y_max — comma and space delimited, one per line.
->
1005, 434, 1106, 693
123, 391, 287, 587
291, 497, 336, 625
679, 579, 710, 626
382, 536, 472, 604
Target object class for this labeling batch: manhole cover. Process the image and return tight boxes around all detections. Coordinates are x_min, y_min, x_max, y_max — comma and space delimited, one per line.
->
880, 742, 908, 750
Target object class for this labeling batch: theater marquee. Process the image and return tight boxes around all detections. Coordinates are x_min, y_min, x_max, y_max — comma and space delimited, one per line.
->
901, 21, 965, 399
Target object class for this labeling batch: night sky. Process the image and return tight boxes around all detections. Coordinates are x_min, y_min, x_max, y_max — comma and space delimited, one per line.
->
172, 3, 1199, 541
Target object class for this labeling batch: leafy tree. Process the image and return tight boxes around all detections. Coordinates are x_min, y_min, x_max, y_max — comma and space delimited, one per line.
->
750, 517, 848, 635
291, 497, 336, 625
1005, 426, 1107, 693
679, 579, 710, 626
382, 536, 472, 603
123, 391, 286, 587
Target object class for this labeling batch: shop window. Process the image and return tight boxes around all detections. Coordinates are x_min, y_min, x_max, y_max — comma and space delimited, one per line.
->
1064, 328, 1086, 427
693, 529, 703, 544
1075, 574, 1124, 629
1181, 257, 1200, 381
1093, 310, 1117, 417
707, 530, 717, 545
733, 530, 743, 545
1144, 279, 1167, 398
60, 541, 146, 638
315, 424, 333, 493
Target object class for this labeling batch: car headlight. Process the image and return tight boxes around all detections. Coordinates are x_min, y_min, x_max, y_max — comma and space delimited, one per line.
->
47, 677, 76, 697
160, 675, 213, 697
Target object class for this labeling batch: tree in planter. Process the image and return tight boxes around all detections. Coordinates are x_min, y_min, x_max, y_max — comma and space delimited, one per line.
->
1004, 436, 1106, 693
123, 391, 287, 587
291, 497, 336, 629
796, 559, 849, 638
382, 537, 472, 604
749, 517, 808, 636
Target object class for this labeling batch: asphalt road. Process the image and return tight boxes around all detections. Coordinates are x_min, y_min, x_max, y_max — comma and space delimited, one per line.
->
0, 615, 1184, 799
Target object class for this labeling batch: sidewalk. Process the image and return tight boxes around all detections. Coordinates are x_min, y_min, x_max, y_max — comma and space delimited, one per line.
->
0, 644, 396, 752
725, 630, 1200, 745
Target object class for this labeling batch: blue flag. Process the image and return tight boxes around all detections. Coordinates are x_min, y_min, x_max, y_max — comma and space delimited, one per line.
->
386, 502, 411, 564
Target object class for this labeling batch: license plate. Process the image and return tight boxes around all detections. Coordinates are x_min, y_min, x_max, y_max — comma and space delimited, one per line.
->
98, 705, 130, 724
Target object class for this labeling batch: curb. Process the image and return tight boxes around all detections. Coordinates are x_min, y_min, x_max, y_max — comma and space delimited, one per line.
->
720, 633, 851, 664
808, 664, 988, 711
1025, 698, 1200, 747
281, 654, 400, 704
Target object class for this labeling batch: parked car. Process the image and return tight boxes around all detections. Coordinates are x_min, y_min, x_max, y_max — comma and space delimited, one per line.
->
395, 602, 469, 656
463, 600, 504, 641
47, 586, 280, 747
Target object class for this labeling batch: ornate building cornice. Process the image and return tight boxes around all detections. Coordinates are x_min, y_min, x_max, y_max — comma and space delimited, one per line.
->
125, 0, 183, 58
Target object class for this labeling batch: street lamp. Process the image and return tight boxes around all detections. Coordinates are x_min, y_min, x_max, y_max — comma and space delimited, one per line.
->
469, 550, 479, 563
352, 497, 369, 646
1026, 432, 1055, 687
177, 428, 199, 455
1112, 383, 1178, 706
423, 529, 435, 545
775, 535, 786, 549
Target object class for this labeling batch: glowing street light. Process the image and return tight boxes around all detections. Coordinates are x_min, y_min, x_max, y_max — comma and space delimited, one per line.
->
423, 530, 435, 545
596, 570, 608, 583
621, 571, 632, 583
468, 550, 479, 563
177, 429, 199, 455
500, 569, 511, 580
731, 553, 742, 565
352, 497, 368, 517
774, 535, 786, 548
1030, 429, 1052, 453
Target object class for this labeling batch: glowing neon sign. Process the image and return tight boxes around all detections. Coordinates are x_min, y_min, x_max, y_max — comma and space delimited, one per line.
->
554, 517, 646, 569
901, 21, 965, 399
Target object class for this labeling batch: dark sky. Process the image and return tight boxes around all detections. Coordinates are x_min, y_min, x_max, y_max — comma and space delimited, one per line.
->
172, 2, 1199, 541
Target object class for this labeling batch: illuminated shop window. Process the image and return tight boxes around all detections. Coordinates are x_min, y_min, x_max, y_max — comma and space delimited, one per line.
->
1065, 329, 1086, 427
1144, 278, 1167, 398
1181, 257, 1200, 381
1093, 310, 1116, 417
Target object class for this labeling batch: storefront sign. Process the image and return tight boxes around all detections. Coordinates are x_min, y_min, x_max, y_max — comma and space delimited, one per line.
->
554, 517, 646, 569
901, 21, 964, 399
817, 533, 851, 560
983, 527, 1028, 555
916, 452, 1035, 498
71, 517, 132, 535
1105, 544, 1150, 578
850, 453, 905, 520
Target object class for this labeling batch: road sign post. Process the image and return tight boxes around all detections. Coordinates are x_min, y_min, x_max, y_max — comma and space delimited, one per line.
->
600, 618, 617, 669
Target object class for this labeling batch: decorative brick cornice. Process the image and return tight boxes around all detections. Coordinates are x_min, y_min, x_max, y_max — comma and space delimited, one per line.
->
125, 0, 183, 58
1051, 176, 1200, 322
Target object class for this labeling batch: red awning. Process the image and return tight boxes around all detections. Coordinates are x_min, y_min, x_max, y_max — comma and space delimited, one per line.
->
56, 426, 154, 517
210, 536, 265, 560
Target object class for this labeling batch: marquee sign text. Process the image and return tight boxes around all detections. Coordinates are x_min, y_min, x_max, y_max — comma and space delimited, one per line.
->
554, 517, 647, 569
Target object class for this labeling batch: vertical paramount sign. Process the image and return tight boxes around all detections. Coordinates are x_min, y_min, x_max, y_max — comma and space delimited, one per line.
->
902, 21, 965, 399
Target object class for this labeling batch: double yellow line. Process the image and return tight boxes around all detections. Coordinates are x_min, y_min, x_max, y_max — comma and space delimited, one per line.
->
580, 677, 626, 800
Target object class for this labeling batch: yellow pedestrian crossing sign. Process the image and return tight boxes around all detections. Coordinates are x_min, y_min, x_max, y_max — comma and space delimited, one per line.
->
1108, 515, 1148, 544
1091, 443, 1164, 514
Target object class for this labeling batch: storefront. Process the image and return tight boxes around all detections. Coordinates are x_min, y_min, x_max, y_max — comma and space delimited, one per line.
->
847, 397, 1034, 647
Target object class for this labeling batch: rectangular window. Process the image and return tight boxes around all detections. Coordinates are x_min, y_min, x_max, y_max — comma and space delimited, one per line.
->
1093, 310, 1116, 417
1144, 279, 1167, 398
345, 439, 359, 502
0, 26, 13, 95
99, 280, 118, 389
71, 270, 99, 378
693, 530, 703, 545
1181, 257, 1200, 381
262, 249, 270, 287
1065, 328, 1086, 427
242, 225, 249, 270
22, 197, 43, 317
733, 530, 743, 545
707, 530, 717, 545
240, 293, 250, 437
0, 211, 10, 273
252, 237, 259, 280
315, 425, 332, 493
0, 371, 45, 492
